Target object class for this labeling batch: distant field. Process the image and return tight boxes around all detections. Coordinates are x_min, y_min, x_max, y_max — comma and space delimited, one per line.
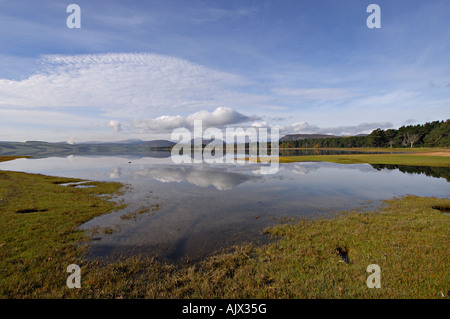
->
280, 147, 450, 153
277, 148, 450, 167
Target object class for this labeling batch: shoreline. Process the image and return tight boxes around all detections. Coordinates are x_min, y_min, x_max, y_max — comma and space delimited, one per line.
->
278, 149, 450, 167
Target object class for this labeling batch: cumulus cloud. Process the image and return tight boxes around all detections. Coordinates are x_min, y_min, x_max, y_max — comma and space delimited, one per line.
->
289, 121, 320, 133
108, 120, 122, 132
132, 166, 257, 190
251, 121, 268, 128
131, 106, 258, 132
285, 121, 394, 136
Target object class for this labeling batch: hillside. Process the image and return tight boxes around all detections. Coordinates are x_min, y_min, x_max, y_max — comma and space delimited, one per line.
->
280, 134, 337, 142
0, 140, 175, 158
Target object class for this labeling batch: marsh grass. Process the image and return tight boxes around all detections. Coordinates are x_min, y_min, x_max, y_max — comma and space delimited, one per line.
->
119, 204, 160, 221
277, 149, 450, 167
0, 169, 124, 297
0, 156, 29, 163
241, 149, 450, 167
281, 147, 449, 153
72, 193, 449, 299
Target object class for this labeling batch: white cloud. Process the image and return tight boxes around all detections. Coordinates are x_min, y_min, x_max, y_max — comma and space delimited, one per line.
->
285, 121, 394, 136
251, 121, 268, 128
133, 166, 256, 191
1, 53, 447, 143
0, 53, 267, 118
132, 106, 257, 132
290, 121, 320, 133
108, 120, 122, 132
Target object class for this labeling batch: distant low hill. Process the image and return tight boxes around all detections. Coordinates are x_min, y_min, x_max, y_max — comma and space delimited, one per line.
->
143, 140, 177, 148
190, 138, 226, 146
0, 140, 175, 158
280, 134, 337, 142
81, 139, 175, 147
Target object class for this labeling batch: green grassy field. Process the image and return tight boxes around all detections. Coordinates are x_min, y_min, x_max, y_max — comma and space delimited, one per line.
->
0, 168, 126, 297
281, 147, 449, 153
0, 155, 449, 298
278, 149, 450, 167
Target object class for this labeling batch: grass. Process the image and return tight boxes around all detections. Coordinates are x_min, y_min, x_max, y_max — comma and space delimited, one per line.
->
0, 167, 124, 298
281, 147, 449, 153
240, 148, 450, 167
0, 155, 449, 298
119, 204, 160, 221
278, 149, 450, 167
0, 156, 29, 163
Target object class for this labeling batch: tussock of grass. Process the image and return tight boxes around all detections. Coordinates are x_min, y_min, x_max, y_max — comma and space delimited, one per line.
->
120, 204, 160, 221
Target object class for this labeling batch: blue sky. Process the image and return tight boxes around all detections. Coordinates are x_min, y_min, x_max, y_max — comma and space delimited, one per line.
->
0, 0, 449, 142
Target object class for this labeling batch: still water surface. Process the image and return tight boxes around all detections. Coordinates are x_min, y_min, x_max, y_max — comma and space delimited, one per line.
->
1, 153, 448, 263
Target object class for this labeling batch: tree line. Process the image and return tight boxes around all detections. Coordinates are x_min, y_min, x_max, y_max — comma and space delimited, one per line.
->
280, 119, 450, 148
370, 164, 450, 182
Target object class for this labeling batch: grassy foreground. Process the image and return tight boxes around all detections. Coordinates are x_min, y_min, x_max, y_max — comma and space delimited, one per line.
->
0, 156, 449, 298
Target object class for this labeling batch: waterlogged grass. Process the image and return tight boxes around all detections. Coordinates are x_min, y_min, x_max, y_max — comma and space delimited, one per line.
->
0, 156, 449, 298
120, 204, 160, 221
142, 195, 448, 299
0, 169, 124, 297
278, 152, 450, 167
0, 156, 28, 163
251, 196, 450, 298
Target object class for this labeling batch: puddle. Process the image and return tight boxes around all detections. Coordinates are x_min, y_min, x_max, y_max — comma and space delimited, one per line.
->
432, 205, 450, 215
16, 208, 48, 214
59, 181, 97, 188
335, 247, 349, 264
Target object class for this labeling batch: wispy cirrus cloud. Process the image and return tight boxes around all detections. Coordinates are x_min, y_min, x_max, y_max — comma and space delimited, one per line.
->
272, 87, 358, 100
0, 53, 271, 118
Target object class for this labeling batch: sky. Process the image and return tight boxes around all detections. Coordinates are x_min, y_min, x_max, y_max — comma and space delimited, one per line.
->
0, 0, 449, 142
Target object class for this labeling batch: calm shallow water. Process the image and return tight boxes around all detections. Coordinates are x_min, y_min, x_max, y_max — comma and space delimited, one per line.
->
1, 153, 449, 263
